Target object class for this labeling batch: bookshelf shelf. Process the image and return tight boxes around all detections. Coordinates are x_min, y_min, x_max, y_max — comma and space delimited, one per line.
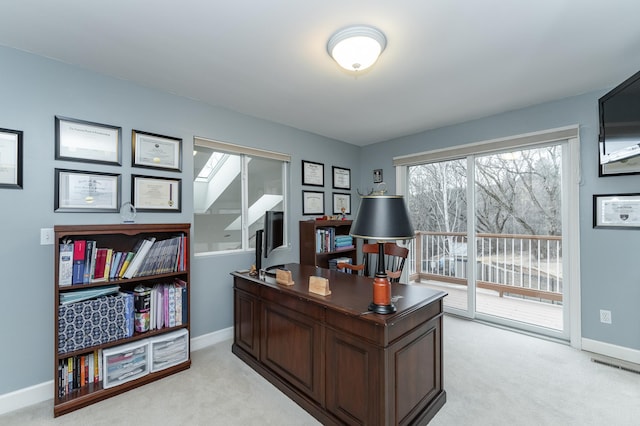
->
53, 223, 191, 417
299, 220, 356, 269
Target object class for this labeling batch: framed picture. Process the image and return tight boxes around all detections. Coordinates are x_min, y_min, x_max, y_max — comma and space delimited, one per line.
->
55, 116, 121, 165
0, 128, 23, 189
132, 174, 181, 212
332, 166, 351, 190
599, 141, 640, 176
302, 190, 324, 215
333, 192, 351, 215
593, 193, 640, 229
373, 168, 383, 183
132, 130, 182, 171
302, 160, 324, 186
55, 168, 121, 212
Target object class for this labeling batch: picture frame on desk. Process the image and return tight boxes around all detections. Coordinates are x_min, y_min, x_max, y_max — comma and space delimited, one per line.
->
132, 174, 182, 212
54, 168, 121, 212
0, 127, 23, 189
55, 116, 122, 165
593, 193, 640, 229
302, 190, 324, 215
302, 160, 324, 187
132, 130, 182, 171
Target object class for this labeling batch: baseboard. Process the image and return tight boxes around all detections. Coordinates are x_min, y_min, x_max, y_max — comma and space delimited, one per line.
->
582, 338, 640, 365
0, 327, 233, 416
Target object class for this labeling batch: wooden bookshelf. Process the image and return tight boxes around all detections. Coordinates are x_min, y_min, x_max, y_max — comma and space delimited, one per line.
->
53, 223, 191, 417
299, 220, 356, 269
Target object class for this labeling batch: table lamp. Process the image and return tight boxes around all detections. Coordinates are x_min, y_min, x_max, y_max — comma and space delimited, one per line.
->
350, 194, 415, 314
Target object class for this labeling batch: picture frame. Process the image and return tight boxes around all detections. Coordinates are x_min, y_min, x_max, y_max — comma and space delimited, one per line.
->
593, 193, 640, 229
373, 168, 383, 183
598, 141, 640, 177
302, 190, 324, 215
55, 168, 121, 212
332, 192, 351, 215
332, 166, 351, 190
0, 128, 23, 189
302, 160, 324, 187
132, 130, 182, 171
55, 116, 121, 165
132, 174, 182, 212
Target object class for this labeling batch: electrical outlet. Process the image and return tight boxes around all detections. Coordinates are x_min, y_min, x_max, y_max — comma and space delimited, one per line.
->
600, 309, 612, 324
40, 228, 54, 245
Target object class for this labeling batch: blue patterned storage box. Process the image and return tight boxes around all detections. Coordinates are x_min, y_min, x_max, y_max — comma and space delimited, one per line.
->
58, 293, 134, 354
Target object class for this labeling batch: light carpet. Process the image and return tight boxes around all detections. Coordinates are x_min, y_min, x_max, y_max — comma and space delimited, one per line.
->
1, 315, 638, 425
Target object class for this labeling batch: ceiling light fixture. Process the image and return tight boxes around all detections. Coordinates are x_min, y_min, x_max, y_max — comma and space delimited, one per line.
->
327, 25, 387, 72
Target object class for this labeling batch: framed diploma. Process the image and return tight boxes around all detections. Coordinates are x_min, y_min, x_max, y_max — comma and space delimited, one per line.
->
599, 141, 640, 177
332, 166, 351, 190
302, 160, 324, 187
302, 190, 324, 215
55, 169, 120, 212
132, 175, 181, 212
132, 130, 182, 171
55, 116, 121, 165
0, 128, 23, 189
593, 193, 640, 229
333, 192, 351, 215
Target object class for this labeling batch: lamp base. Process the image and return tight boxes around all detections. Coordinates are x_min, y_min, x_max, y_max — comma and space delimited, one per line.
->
368, 302, 397, 314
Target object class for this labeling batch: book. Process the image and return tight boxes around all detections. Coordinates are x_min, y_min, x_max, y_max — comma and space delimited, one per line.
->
72, 240, 86, 285
92, 248, 108, 282
58, 241, 74, 287
123, 237, 156, 278
109, 252, 122, 280
103, 249, 113, 281
118, 252, 135, 278
83, 240, 96, 284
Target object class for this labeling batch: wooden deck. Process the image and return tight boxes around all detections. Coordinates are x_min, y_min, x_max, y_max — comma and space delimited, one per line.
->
411, 280, 563, 330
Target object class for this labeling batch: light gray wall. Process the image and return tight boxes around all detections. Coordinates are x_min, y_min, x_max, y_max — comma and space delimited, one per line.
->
0, 46, 360, 395
360, 91, 640, 351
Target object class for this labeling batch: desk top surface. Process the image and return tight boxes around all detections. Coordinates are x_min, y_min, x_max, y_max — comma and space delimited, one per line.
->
232, 263, 447, 323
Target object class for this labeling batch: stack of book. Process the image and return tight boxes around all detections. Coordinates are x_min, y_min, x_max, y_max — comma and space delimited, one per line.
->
334, 235, 354, 251
329, 256, 353, 271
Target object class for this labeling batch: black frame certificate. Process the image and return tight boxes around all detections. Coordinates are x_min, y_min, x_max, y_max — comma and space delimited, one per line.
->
132, 130, 182, 171
55, 169, 120, 212
302, 190, 324, 215
55, 116, 121, 165
593, 193, 640, 229
332, 166, 351, 190
302, 160, 324, 187
132, 175, 181, 212
0, 127, 23, 189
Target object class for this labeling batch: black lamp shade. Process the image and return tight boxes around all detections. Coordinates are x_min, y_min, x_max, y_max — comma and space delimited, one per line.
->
350, 195, 415, 240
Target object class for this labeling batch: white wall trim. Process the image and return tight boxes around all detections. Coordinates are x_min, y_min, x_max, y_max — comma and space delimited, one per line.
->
582, 338, 640, 364
0, 327, 233, 416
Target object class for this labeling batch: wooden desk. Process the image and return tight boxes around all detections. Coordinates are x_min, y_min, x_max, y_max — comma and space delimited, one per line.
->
232, 264, 447, 425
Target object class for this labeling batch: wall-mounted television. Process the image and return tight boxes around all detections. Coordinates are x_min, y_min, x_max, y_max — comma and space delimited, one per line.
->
255, 210, 284, 271
599, 70, 640, 175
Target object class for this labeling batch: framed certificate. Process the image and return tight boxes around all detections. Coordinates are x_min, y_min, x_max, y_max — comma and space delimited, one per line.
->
132, 175, 181, 212
0, 128, 23, 189
302, 160, 324, 187
332, 166, 351, 190
593, 193, 640, 229
132, 130, 182, 171
302, 190, 324, 215
55, 116, 121, 165
55, 169, 120, 212
332, 192, 351, 215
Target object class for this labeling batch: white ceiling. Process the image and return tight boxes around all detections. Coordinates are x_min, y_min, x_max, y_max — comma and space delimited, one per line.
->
2, 0, 640, 146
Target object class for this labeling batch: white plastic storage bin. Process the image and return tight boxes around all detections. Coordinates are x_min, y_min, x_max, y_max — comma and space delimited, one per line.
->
149, 329, 189, 372
102, 339, 150, 389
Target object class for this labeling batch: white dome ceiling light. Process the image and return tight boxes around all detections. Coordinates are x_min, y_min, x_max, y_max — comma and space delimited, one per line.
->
327, 26, 387, 72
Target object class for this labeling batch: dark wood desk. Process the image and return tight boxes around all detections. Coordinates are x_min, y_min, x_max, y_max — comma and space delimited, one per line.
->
232, 263, 447, 425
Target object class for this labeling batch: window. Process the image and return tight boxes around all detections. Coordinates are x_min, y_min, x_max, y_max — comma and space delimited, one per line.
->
193, 137, 290, 255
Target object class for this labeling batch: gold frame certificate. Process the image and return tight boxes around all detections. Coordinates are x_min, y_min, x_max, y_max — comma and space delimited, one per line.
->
594, 193, 640, 228
132, 130, 182, 171
55, 169, 120, 212
133, 175, 181, 212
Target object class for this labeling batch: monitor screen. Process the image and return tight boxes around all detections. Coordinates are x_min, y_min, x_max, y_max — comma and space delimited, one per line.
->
264, 210, 284, 257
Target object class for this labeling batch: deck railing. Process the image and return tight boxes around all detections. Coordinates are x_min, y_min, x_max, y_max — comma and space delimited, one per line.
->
408, 231, 563, 303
